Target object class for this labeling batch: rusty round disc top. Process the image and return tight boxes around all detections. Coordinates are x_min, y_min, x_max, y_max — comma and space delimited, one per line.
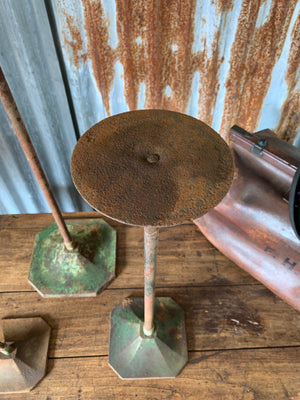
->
71, 110, 234, 227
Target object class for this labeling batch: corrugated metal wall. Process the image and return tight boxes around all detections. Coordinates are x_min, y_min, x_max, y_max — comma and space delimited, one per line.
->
0, 0, 89, 214
0, 0, 299, 214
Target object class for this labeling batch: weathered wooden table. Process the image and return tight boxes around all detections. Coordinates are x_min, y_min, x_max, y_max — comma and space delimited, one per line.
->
0, 212, 299, 399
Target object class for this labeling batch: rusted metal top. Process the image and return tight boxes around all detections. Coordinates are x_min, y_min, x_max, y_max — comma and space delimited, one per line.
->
71, 110, 234, 227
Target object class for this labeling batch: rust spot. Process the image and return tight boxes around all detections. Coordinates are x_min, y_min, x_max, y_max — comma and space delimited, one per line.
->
219, 0, 298, 140
276, 13, 300, 143
83, 0, 116, 115
122, 298, 133, 309
156, 303, 168, 321
168, 326, 183, 340
213, 0, 234, 13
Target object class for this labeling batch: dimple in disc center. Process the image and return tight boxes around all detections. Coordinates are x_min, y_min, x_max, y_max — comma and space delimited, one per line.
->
146, 153, 160, 164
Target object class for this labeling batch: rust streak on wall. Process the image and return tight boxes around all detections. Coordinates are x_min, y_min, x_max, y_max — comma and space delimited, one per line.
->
276, 13, 300, 143
114, 0, 198, 113
60, 11, 87, 68
142, 0, 166, 109
276, 92, 300, 144
159, 0, 197, 113
114, 0, 236, 126
83, 0, 116, 115
59, 0, 299, 144
219, 0, 298, 141
195, 29, 221, 127
195, 2, 237, 128
284, 13, 300, 93
115, 0, 145, 110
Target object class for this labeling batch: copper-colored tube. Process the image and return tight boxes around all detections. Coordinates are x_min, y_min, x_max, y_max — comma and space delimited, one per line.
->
143, 226, 159, 336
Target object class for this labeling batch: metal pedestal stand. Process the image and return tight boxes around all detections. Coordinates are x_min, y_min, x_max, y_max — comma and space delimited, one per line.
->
71, 109, 234, 379
0, 69, 116, 298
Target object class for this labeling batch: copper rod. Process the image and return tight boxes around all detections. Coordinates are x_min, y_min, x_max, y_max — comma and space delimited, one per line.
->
143, 226, 159, 336
0, 69, 73, 250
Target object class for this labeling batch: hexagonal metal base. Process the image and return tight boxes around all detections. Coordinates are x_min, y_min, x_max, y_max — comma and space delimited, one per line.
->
29, 218, 116, 297
109, 297, 188, 379
0, 318, 51, 393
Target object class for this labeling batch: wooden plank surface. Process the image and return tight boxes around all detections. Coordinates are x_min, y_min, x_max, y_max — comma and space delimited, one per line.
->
1, 286, 300, 358
0, 349, 299, 400
0, 212, 299, 399
0, 212, 256, 292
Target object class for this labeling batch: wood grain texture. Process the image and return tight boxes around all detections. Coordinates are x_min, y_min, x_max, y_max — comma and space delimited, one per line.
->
0, 212, 299, 399
0, 286, 300, 358
0, 349, 299, 400
0, 212, 256, 292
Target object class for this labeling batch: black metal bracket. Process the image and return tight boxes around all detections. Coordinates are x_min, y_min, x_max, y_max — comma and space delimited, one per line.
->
250, 139, 268, 157
231, 125, 253, 138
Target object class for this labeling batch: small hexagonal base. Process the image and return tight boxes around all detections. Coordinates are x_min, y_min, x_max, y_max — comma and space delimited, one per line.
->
109, 297, 188, 379
29, 218, 116, 297
0, 318, 51, 393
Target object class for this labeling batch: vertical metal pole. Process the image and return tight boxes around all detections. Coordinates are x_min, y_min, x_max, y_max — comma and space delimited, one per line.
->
143, 226, 159, 336
0, 69, 73, 250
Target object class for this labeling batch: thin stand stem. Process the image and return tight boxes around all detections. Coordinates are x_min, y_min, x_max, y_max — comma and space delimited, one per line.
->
143, 226, 159, 336
0, 68, 73, 250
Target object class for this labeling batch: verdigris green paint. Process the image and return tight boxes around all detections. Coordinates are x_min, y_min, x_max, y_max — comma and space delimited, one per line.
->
108, 297, 188, 379
29, 218, 116, 297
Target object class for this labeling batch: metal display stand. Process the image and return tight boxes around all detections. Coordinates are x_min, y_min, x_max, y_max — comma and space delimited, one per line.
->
0, 69, 116, 298
73, 110, 234, 378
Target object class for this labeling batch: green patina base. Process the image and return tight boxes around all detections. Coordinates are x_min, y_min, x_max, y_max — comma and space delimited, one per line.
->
28, 219, 116, 297
109, 297, 188, 379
